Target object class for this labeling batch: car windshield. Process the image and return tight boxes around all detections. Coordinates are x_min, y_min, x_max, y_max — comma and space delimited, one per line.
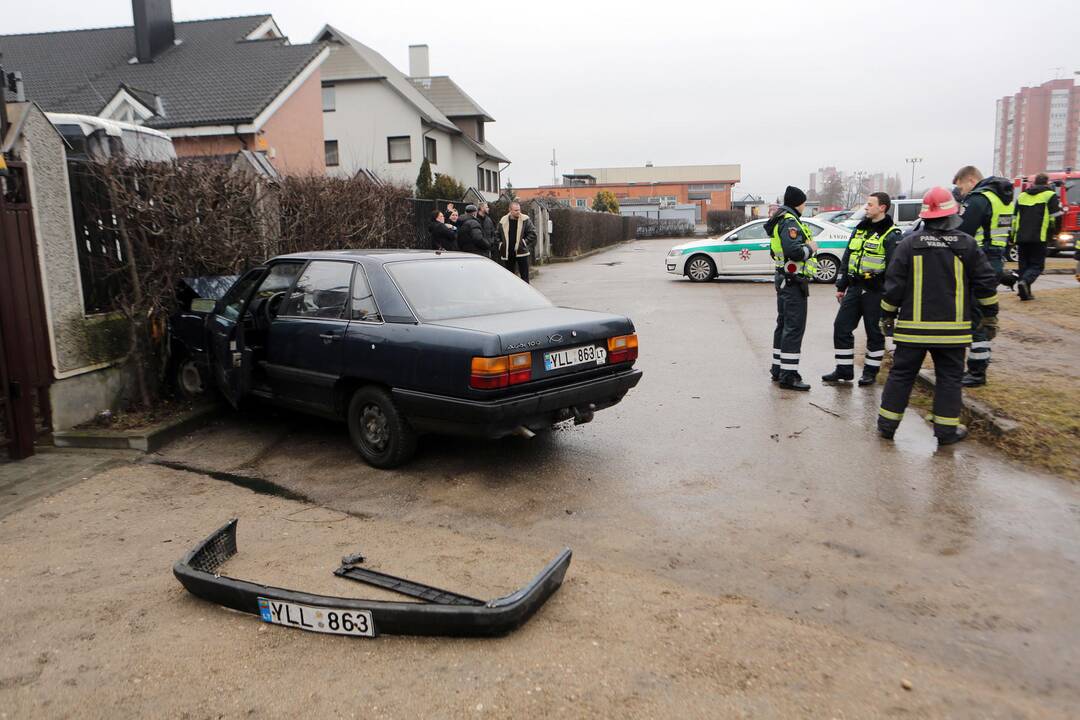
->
387, 258, 552, 322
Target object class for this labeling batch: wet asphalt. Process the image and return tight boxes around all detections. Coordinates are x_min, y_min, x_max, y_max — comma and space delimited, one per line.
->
160, 239, 1080, 706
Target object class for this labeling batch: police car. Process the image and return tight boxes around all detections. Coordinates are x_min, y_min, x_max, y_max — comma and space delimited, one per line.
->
665, 217, 852, 283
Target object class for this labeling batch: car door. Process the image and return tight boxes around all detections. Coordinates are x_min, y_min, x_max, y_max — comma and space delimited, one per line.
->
719, 221, 771, 273
265, 260, 354, 412
207, 268, 267, 408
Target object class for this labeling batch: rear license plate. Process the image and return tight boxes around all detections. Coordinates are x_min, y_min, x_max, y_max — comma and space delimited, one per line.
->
258, 597, 375, 637
544, 344, 607, 371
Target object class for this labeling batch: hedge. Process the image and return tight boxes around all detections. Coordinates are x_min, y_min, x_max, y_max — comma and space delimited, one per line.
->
548, 208, 639, 258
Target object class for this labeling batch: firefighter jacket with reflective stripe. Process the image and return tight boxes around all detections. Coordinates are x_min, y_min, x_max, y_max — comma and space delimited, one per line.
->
880, 227, 999, 347
837, 216, 902, 291
1014, 187, 1061, 244
767, 209, 817, 279
972, 189, 1015, 248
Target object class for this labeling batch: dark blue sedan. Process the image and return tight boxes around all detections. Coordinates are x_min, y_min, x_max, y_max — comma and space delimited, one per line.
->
177, 250, 642, 468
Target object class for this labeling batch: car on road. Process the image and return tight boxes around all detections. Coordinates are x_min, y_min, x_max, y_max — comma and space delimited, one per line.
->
814, 209, 856, 224
666, 217, 851, 283
173, 251, 642, 468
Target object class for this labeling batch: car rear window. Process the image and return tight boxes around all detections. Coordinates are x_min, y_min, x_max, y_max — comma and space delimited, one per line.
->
386, 258, 552, 322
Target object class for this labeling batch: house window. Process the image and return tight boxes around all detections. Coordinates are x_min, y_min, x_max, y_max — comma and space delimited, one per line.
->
478, 167, 484, 190
322, 84, 335, 112
476, 121, 485, 144
388, 136, 411, 163
424, 136, 437, 164
325, 140, 339, 167
576, 198, 586, 208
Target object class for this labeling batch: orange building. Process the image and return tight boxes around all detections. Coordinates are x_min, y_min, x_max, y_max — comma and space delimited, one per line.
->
515, 164, 740, 222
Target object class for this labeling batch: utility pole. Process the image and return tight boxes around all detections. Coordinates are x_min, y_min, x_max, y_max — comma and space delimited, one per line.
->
905, 157, 923, 197
550, 148, 558, 186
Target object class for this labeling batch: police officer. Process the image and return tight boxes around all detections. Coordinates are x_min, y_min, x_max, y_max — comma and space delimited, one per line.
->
877, 187, 999, 445
1014, 173, 1064, 300
822, 192, 902, 386
765, 186, 817, 391
952, 165, 1014, 387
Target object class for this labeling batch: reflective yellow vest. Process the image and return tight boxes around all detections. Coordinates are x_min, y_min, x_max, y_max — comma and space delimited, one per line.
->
847, 224, 896, 277
770, 212, 819, 279
1014, 189, 1056, 243
974, 190, 1015, 248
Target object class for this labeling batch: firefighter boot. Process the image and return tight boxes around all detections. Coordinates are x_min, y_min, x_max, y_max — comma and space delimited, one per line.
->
961, 372, 986, 388
1017, 278, 1031, 301
779, 371, 811, 391
857, 368, 878, 386
821, 368, 854, 384
937, 425, 969, 446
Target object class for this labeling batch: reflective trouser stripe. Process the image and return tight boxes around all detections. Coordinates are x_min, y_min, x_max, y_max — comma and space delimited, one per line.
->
836, 359, 854, 366
878, 407, 904, 421
927, 414, 960, 426
977, 294, 999, 306
835, 348, 854, 365
780, 363, 799, 370
780, 353, 800, 359
864, 357, 882, 367
866, 349, 885, 357
881, 300, 898, 312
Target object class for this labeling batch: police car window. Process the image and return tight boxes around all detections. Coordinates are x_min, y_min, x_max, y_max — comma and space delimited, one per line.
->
896, 203, 921, 222
804, 223, 824, 237
735, 223, 768, 240
282, 261, 353, 319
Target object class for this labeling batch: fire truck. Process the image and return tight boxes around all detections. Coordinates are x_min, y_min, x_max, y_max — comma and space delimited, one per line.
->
1014, 171, 1079, 258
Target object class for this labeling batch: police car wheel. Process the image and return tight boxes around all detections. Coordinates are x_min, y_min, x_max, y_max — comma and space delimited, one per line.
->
813, 255, 839, 284
685, 255, 716, 283
1007, 245, 1018, 263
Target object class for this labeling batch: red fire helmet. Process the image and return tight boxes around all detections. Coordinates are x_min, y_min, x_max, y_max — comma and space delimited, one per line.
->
919, 186, 960, 219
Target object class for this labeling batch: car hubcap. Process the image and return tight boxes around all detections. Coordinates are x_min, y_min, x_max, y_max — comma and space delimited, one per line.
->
179, 361, 204, 396
688, 258, 711, 280
816, 259, 837, 282
360, 404, 389, 452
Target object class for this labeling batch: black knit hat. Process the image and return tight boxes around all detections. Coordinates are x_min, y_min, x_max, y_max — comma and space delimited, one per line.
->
783, 186, 807, 208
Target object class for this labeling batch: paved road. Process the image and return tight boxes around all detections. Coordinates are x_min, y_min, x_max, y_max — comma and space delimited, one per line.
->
149, 239, 1079, 712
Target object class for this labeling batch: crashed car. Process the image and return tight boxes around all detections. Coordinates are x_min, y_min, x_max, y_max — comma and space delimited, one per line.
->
172, 250, 642, 467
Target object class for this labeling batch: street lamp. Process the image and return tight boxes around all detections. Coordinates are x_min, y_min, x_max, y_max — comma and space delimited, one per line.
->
905, 157, 923, 197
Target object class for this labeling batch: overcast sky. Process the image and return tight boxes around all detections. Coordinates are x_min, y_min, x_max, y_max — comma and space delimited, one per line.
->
6, 0, 1080, 200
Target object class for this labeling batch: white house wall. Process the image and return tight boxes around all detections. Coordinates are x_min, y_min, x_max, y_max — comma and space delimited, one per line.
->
324, 80, 424, 185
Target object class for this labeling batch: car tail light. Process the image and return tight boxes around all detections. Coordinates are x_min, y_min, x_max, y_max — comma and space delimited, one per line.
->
508, 352, 532, 385
607, 333, 639, 364
470, 356, 509, 389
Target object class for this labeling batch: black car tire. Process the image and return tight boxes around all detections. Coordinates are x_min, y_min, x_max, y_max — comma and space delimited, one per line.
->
171, 353, 207, 399
347, 386, 417, 469
813, 254, 840, 284
685, 254, 716, 282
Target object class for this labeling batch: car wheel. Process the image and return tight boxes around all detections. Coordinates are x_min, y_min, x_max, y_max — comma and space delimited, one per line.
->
685, 254, 716, 282
1007, 245, 1018, 263
172, 355, 207, 399
813, 254, 840, 284
347, 386, 417, 469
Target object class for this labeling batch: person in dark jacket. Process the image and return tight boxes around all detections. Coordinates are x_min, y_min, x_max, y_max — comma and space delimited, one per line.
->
429, 210, 457, 251
823, 191, 903, 386
478, 202, 498, 259
877, 187, 999, 445
1013, 173, 1064, 300
953, 166, 1014, 386
763, 186, 817, 390
456, 204, 489, 255
498, 202, 537, 282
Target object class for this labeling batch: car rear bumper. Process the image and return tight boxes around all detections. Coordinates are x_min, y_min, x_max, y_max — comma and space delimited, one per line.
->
392, 368, 643, 438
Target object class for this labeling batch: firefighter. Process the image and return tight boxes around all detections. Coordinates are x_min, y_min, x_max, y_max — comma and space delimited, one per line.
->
764, 186, 818, 391
877, 187, 999, 445
952, 165, 1014, 387
822, 192, 902, 386
1013, 173, 1064, 300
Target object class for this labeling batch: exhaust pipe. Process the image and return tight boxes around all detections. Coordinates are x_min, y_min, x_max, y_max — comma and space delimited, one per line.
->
513, 426, 537, 439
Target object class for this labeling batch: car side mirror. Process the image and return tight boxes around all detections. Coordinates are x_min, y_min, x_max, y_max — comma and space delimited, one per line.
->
727, 234, 739, 242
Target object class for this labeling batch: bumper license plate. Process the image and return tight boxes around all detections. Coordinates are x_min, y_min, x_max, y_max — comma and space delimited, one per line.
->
544, 344, 607, 371
258, 597, 375, 637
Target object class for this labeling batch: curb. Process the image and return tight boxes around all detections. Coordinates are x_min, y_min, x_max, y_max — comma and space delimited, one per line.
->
544, 240, 633, 264
915, 370, 1020, 435
53, 402, 222, 453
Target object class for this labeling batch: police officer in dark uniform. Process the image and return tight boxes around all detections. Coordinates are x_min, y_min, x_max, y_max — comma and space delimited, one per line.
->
952, 165, 1014, 387
822, 191, 902, 386
1014, 173, 1064, 300
877, 187, 999, 445
764, 186, 817, 391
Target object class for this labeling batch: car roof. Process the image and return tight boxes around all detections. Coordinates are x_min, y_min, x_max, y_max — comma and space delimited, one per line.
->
270, 249, 475, 264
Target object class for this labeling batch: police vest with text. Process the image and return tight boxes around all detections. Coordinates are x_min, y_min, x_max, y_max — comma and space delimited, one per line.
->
973, 190, 1015, 249
769, 213, 819, 279
846, 224, 897, 280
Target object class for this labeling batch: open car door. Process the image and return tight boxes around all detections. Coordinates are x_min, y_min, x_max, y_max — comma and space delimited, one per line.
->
207, 267, 266, 408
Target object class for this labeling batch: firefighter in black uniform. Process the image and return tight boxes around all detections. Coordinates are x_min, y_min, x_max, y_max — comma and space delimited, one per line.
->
952, 165, 1014, 387
822, 191, 903, 386
877, 187, 999, 445
764, 186, 817, 391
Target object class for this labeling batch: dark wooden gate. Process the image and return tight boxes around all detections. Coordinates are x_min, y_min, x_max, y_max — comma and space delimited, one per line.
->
0, 161, 53, 459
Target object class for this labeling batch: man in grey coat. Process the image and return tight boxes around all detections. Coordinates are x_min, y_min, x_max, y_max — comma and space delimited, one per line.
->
498, 202, 537, 282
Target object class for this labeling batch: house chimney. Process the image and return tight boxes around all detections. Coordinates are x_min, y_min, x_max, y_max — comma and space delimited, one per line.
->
409, 45, 429, 78
133, 0, 175, 63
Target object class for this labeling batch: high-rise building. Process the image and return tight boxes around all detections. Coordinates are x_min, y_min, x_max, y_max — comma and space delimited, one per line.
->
993, 78, 1080, 178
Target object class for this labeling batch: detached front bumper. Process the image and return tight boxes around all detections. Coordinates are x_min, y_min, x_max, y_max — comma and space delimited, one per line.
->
393, 368, 643, 438
173, 519, 571, 637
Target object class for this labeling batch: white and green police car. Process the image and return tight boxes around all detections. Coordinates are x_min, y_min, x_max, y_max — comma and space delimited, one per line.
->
665, 217, 852, 283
